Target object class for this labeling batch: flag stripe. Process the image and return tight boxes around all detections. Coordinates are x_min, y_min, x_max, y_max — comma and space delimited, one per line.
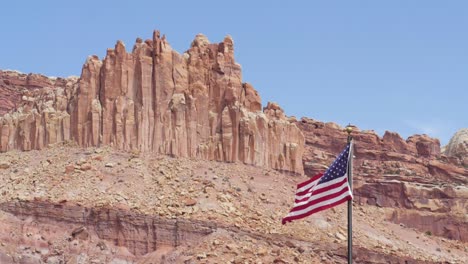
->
304, 176, 348, 197
282, 142, 353, 225
296, 172, 323, 192
297, 172, 323, 189
282, 195, 352, 224
291, 179, 349, 208
295, 174, 348, 202
290, 184, 349, 212
286, 188, 348, 217
312, 173, 348, 192
285, 187, 352, 217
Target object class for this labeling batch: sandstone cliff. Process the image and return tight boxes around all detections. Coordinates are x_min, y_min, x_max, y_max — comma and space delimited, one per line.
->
0, 31, 304, 175
0, 70, 77, 115
0, 71, 78, 151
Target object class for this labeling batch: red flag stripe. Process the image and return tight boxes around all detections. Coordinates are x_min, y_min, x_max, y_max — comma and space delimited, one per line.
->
282, 142, 353, 225
296, 172, 323, 190
290, 184, 350, 212
303, 177, 348, 198
285, 187, 352, 218
295, 175, 347, 202
282, 195, 352, 224
295, 174, 324, 198
293, 179, 349, 207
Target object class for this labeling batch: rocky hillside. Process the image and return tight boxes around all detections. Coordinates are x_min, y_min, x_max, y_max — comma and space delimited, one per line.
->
0, 146, 466, 263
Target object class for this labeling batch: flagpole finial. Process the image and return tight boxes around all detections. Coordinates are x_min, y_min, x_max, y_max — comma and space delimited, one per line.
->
345, 124, 353, 143
345, 124, 353, 135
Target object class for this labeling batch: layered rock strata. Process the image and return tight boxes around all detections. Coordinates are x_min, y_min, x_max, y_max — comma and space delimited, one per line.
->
297, 118, 468, 242
1, 200, 441, 263
0, 200, 216, 257
0, 31, 304, 175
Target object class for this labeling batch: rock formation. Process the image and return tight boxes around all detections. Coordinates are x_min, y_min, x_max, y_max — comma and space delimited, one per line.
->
0, 31, 304, 175
0, 200, 216, 257
445, 128, 468, 166
297, 118, 468, 242
0, 71, 78, 151
0, 71, 77, 115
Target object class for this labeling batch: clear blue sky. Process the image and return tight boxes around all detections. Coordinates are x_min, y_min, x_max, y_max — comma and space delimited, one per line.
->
1, 1, 466, 145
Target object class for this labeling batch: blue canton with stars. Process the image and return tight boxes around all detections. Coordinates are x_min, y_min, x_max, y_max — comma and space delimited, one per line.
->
318, 144, 350, 184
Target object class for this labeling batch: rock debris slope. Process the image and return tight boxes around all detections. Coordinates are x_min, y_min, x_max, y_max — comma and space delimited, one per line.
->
0, 146, 465, 263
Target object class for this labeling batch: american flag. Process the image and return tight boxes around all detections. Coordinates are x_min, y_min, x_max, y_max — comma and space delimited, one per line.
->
282, 143, 353, 224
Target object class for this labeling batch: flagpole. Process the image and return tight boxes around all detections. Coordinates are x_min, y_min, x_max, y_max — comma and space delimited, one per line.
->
346, 125, 353, 264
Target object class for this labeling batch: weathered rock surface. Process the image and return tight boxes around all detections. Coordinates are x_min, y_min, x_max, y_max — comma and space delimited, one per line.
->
0, 31, 304, 175
0, 71, 78, 152
0, 200, 216, 257
297, 118, 468, 242
445, 128, 468, 166
2, 201, 442, 264
0, 70, 77, 115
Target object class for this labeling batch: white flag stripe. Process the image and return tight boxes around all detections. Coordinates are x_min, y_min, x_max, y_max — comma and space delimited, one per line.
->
296, 178, 320, 193
311, 173, 348, 192
294, 191, 313, 202
295, 177, 343, 201
295, 173, 348, 201
296, 178, 320, 197
285, 189, 352, 218
282, 142, 354, 225
293, 180, 349, 207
